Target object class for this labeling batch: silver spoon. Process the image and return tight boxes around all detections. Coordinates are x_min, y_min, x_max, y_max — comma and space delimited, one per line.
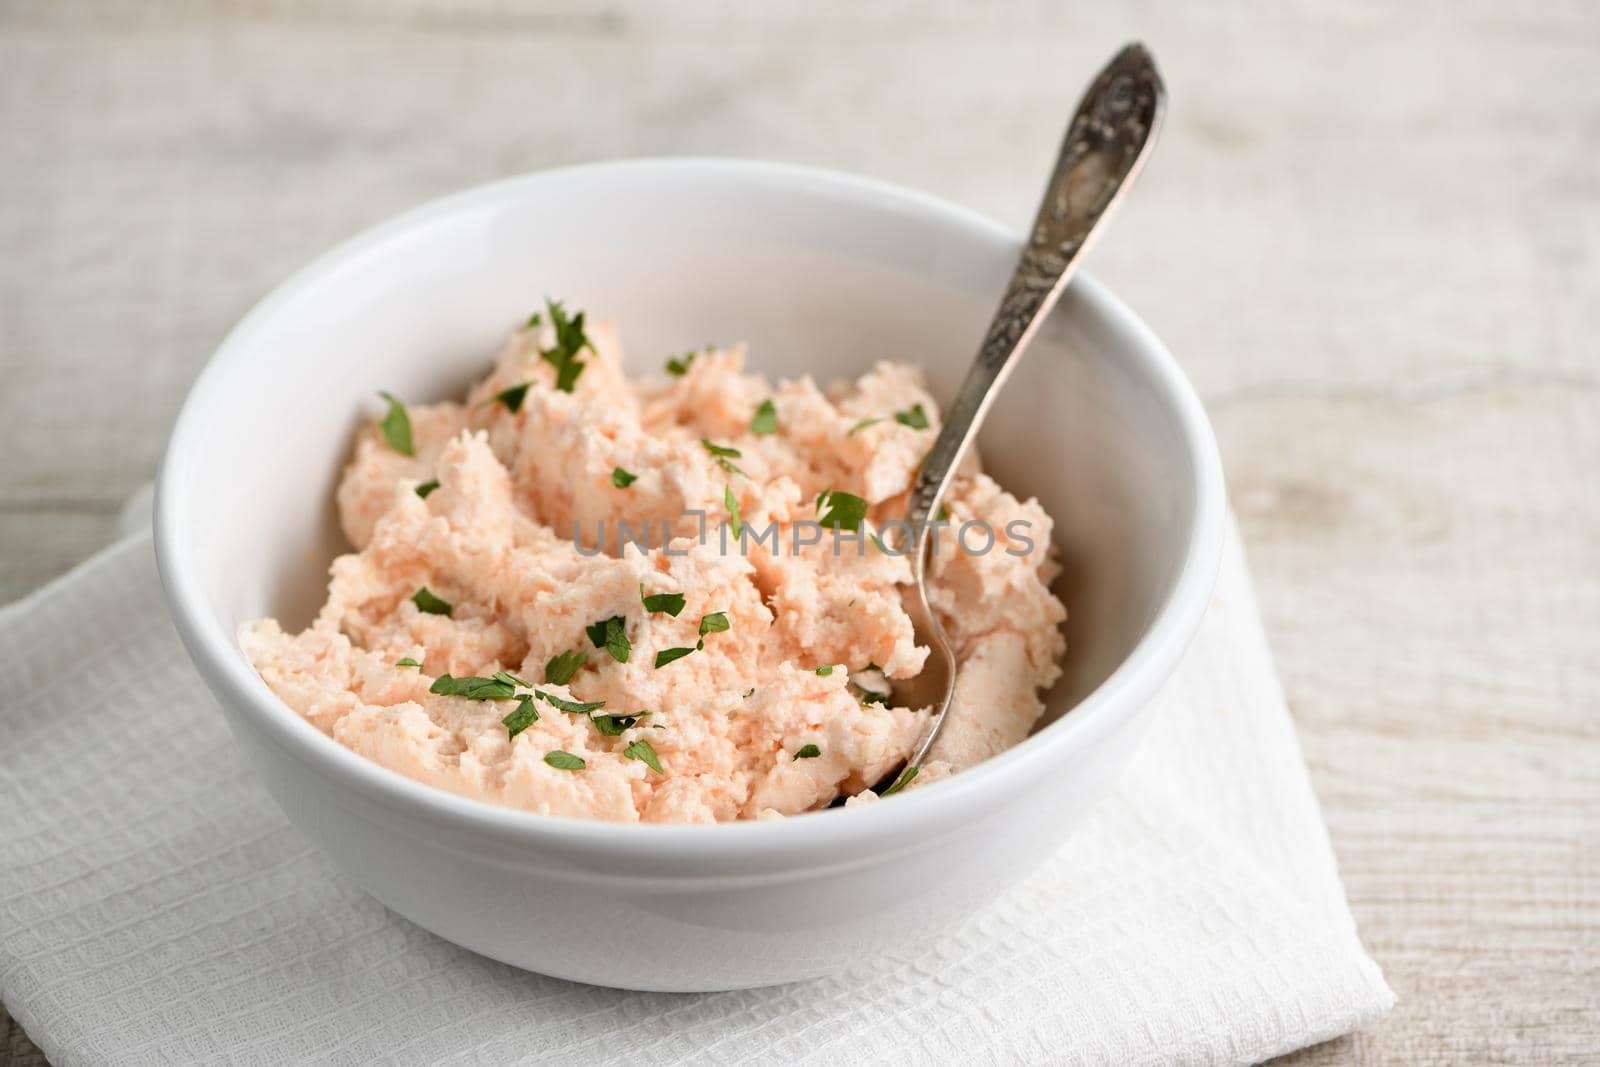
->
882, 43, 1166, 794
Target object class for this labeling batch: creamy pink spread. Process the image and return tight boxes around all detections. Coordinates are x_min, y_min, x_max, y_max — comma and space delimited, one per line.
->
243, 308, 1066, 822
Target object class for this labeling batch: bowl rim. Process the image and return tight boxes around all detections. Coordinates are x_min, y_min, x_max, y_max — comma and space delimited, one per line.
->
154, 156, 1226, 861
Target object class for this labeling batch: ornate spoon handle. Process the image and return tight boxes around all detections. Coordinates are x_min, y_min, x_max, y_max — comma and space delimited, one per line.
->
897, 43, 1166, 776
907, 43, 1166, 550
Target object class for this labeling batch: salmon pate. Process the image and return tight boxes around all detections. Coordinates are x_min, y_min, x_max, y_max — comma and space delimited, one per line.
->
242, 302, 1066, 823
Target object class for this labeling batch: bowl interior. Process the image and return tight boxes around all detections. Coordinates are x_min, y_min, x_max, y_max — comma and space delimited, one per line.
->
162, 160, 1203, 746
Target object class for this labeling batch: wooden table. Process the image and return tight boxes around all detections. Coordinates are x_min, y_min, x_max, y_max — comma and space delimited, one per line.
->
3, 4, 1595, 1062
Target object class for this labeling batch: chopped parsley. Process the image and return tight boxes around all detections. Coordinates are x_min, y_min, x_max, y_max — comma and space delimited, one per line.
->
654, 646, 697, 668
701, 438, 748, 477
490, 381, 532, 413
665, 351, 697, 376
614, 739, 659, 771
751, 398, 778, 436
881, 765, 918, 796
538, 299, 592, 393
430, 674, 516, 701
525, 309, 542, 328
894, 403, 930, 429
544, 649, 586, 686
395, 657, 422, 669
815, 665, 834, 676
535, 689, 606, 715
815, 489, 869, 532
591, 710, 646, 736
585, 615, 631, 663
502, 696, 539, 738
723, 485, 742, 540
378, 392, 414, 456
411, 586, 452, 616
414, 479, 440, 499
648, 612, 728, 667
852, 664, 891, 706
847, 416, 883, 436
554, 358, 584, 393
623, 739, 664, 773
611, 466, 638, 489
543, 750, 585, 771
793, 744, 821, 760
493, 669, 529, 688
856, 685, 890, 706
585, 616, 614, 647
640, 585, 686, 617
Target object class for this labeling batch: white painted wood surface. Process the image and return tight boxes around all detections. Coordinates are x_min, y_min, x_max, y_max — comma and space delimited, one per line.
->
2, 2, 1596, 1062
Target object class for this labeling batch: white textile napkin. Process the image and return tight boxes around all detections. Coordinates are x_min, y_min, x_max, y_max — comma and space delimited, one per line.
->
0, 507, 1392, 1066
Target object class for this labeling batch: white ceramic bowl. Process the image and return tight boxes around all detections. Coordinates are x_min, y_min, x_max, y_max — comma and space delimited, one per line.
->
155, 159, 1224, 992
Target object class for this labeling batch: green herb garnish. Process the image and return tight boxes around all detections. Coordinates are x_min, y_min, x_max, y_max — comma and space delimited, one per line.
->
411, 587, 452, 616
378, 392, 414, 456
611, 467, 638, 489
623, 739, 664, 772
654, 646, 696, 668
793, 744, 821, 760
395, 657, 422, 668
815, 665, 833, 676
491, 381, 532, 413
751, 398, 778, 436
649, 614, 726, 662
544, 750, 585, 771
894, 403, 929, 430
701, 438, 748, 477
851, 664, 891, 706
847, 416, 883, 436
493, 669, 530, 688
815, 489, 869, 532
723, 485, 742, 540
640, 585, 686, 617
555, 360, 584, 393
535, 689, 606, 715
591, 710, 646, 736
585, 617, 612, 646
415, 479, 440, 499
881, 765, 918, 796
502, 696, 539, 738
544, 649, 586, 686
665, 351, 697, 376
538, 298, 592, 393
548, 299, 590, 350
430, 674, 517, 701
585, 615, 631, 663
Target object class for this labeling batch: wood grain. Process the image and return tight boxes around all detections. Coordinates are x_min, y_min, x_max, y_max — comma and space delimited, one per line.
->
2, 2, 1596, 1062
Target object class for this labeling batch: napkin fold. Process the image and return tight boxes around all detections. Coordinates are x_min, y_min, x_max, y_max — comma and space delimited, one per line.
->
0, 511, 1392, 1066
